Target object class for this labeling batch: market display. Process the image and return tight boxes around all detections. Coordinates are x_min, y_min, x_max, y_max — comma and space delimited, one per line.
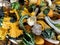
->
0, 0, 60, 45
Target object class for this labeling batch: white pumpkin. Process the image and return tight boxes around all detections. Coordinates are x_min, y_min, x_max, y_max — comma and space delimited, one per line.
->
27, 16, 36, 26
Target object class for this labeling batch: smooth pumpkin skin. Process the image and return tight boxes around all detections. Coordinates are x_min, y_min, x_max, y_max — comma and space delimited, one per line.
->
35, 36, 44, 45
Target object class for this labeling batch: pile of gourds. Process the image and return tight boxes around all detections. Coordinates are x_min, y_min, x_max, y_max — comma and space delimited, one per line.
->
0, 0, 60, 45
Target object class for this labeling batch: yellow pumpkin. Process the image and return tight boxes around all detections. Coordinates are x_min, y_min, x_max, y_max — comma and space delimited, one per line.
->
35, 36, 44, 45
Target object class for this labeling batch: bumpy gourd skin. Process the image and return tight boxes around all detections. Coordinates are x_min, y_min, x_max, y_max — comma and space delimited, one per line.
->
8, 21, 23, 38
0, 28, 7, 40
1, 7, 30, 39
1, 10, 23, 39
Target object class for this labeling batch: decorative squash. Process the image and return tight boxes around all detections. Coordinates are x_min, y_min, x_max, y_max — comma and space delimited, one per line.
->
48, 9, 54, 17
8, 22, 23, 38
37, 20, 50, 30
35, 36, 44, 45
0, 28, 7, 40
